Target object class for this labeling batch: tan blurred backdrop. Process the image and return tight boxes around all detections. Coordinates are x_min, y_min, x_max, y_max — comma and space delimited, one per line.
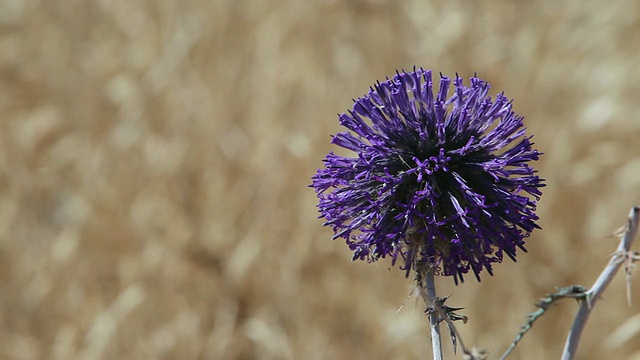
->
1, 0, 640, 359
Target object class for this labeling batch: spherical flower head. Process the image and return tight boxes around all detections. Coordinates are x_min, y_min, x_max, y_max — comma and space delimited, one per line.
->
312, 68, 544, 284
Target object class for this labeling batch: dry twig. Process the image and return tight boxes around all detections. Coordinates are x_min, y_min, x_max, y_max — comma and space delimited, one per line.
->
561, 206, 640, 360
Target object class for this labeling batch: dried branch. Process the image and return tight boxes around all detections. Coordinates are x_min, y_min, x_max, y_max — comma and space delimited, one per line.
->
499, 286, 586, 360
624, 250, 640, 306
561, 206, 640, 360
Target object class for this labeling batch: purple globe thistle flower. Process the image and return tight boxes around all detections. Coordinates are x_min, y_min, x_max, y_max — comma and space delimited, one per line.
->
312, 68, 544, 284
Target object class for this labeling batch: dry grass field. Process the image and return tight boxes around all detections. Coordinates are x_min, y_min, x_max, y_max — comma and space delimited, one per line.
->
1, 0, 640, 359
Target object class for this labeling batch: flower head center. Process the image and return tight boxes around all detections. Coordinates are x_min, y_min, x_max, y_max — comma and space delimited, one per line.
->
411, 148, 451, 182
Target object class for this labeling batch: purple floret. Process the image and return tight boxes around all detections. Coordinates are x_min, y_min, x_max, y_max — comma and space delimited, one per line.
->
312, 68, 544, 284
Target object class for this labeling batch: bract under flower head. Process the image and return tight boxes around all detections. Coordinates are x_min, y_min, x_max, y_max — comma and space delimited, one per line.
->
312, 68, 544, 284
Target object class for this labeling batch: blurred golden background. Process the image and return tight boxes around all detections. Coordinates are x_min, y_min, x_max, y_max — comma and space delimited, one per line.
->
1, 0, 640, 359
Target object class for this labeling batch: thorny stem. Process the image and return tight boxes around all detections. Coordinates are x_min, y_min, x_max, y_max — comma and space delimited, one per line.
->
425, 272, 443, 360
416, 270, 474, 358
500, 285, 586, 360
561, 206, 640, 360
